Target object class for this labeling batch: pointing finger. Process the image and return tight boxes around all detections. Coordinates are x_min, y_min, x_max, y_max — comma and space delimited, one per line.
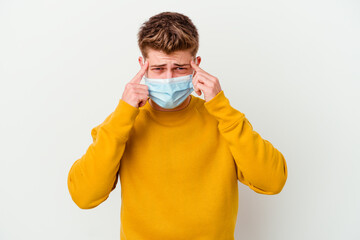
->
190, 60, 203, 73
130, 60, 149, 83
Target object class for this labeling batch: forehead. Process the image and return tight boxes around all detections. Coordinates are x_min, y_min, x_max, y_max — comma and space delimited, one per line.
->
147, 49, 193, 64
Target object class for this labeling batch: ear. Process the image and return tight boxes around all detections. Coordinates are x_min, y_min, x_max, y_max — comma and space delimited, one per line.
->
194, 56, 201, 65
138, 56, 144, 67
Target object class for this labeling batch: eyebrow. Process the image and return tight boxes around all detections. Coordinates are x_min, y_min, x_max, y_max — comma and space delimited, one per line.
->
150, 63, 191, 67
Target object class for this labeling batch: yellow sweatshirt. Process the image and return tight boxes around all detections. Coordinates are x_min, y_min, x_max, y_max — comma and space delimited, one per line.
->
67, 90, 288, 240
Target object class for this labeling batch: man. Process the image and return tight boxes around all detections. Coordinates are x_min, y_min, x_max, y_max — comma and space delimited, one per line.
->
67, 11, 288, 240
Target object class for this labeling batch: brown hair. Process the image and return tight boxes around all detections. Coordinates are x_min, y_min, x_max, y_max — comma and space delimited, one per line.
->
137, 11, 199, 59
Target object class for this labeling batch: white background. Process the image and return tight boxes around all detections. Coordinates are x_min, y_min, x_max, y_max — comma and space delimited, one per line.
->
1, 0, 359, 239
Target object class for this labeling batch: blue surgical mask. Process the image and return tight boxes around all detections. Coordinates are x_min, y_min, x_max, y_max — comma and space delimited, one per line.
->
143, 73, 194, 109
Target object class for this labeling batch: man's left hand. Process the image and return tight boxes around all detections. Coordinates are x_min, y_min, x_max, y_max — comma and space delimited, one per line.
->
190, 60, 222, 102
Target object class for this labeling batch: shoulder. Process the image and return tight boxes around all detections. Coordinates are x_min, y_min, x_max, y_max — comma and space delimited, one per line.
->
191, 94, 213, 117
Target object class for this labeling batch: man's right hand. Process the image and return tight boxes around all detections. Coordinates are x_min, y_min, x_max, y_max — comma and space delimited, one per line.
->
121, 60, 149, 108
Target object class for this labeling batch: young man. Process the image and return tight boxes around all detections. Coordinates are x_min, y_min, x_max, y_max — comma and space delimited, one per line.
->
67, 11, 288, 240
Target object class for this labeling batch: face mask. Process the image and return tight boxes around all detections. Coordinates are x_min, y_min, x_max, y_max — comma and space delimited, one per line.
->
143, 73, 194, 109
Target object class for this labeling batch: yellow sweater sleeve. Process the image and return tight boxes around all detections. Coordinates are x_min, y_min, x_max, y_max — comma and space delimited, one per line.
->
204, 90, 288, 195
67, 99, 139, 209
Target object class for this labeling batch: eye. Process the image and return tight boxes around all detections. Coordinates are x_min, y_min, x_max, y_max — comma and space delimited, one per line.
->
153, 68, 163, 71
176, 67, 187, 70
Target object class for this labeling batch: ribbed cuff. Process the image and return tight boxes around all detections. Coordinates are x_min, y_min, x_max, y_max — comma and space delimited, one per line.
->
102, 99, 140, 139
204, 90, 245, 130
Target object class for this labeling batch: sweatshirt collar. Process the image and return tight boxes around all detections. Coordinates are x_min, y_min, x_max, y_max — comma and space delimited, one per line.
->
142, 95, 198, 126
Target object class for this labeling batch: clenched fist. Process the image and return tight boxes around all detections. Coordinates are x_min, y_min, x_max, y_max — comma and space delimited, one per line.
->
121, 60, 149, 108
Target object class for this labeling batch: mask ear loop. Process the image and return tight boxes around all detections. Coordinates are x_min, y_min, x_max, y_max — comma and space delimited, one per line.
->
190, 58, 196, 92
143, 58, 148, 79
192, 58, 197, 77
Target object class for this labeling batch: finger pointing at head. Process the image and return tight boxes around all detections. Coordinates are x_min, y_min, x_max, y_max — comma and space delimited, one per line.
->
130, 60, 149, 83
190, 60, 203, 73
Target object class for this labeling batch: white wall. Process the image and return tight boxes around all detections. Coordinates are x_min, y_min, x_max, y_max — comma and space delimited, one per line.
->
1, 0, 359, 239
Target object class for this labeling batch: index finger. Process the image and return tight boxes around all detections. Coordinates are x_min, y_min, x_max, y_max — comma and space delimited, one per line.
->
190, 60, 204, 73
130, 60, 149, 83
